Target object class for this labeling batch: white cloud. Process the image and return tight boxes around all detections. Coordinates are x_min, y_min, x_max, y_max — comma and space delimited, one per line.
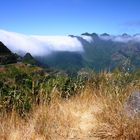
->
81, 35, 93, 43
99, 34, 140, 43
99, 35, 114, 41
32, 35, 83, 52
113, 36, 132, 43
133, 34, 140, 42
0, 29, 83, 56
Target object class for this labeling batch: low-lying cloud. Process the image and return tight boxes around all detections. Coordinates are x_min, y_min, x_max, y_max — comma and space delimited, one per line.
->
0, 29, 84, 56
99, 34, 140, 43
80, 35, 93, 43
1, 29, 140, 57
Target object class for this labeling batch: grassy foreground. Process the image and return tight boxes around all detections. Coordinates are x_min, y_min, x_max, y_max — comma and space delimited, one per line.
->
0, 87, 140, 140
0, 65, 140, 139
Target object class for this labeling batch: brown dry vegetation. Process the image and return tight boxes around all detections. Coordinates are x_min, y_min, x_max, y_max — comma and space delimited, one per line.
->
0, 81, 140, 140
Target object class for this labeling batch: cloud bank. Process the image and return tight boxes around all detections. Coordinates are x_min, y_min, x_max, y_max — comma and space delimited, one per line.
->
1, 29, 140, 57
0, 29, 83, 56
99, 34, 140, 43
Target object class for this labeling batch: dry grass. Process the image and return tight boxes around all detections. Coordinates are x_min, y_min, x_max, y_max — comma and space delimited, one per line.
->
0, 85, 140, 140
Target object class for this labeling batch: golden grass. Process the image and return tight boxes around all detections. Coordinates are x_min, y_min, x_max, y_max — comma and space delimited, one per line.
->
0, 85, 140, 140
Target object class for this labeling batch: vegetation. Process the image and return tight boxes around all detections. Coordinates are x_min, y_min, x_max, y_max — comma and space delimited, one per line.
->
0, 63, 86, 115
0, 63, 140, 139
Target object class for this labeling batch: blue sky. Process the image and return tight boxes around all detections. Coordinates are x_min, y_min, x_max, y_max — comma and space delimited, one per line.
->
0, 0, 140, 35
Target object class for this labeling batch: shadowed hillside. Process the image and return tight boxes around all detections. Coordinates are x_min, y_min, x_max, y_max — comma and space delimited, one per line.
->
0, 41, 17, 65
0, 41, 11, 55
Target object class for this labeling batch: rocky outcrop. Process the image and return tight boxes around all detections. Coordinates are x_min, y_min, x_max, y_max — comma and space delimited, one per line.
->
124, 91, 140, 118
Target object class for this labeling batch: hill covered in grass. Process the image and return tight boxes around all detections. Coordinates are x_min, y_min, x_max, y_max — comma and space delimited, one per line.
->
22, 53, 40, 66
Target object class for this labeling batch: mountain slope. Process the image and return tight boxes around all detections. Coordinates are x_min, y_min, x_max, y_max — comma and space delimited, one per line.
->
22, 53, 39, 65
40, 51, 84, 75
0, 41, 11, 55
0, 41, 17, 65
79, 33, 140, 71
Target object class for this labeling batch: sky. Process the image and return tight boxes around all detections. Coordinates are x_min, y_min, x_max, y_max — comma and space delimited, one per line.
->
0, 0, 140, 35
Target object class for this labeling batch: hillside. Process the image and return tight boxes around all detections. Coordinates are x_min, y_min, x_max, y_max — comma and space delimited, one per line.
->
0, 41, 11, 55
22, 52, 40, 65
80, 33, 139, 71
0, 41, 17, 65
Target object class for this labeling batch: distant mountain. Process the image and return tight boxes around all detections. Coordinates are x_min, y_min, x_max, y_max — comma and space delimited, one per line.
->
121, 33, 131, 37
100, 33, 110, 37
81, 33, 140, 71
22, 53, 39, 65
0, 41, 17, 65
